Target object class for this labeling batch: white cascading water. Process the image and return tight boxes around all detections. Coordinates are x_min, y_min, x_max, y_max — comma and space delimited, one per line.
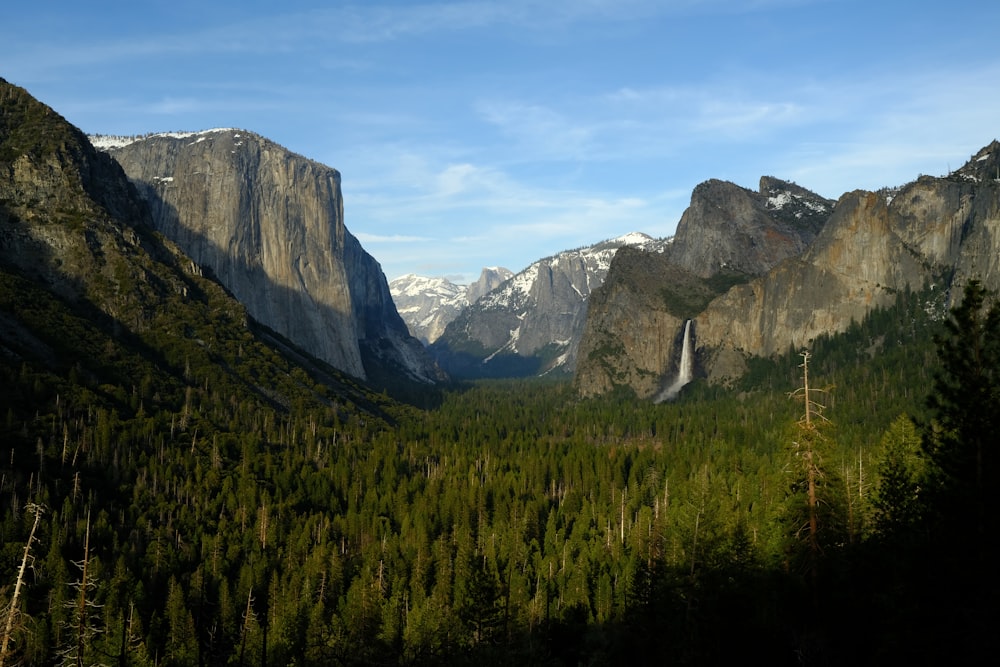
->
655, 319, 694, 403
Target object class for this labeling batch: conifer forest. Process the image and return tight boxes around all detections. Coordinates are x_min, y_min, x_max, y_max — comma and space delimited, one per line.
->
1, 277, 998, 665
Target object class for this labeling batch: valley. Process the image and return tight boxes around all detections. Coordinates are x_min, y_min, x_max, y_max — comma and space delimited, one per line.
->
2, 76, 998, 665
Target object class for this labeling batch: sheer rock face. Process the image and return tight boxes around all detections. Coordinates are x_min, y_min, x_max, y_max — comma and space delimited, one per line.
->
431, 234, 667, 379
465, 267, 514, 305
668, 177, 831, 278
575, 142, 1000, 397
697, 151, 1000, 380
574, 247, 688, 398
389, 267, 513, 345
575, 178, 831, 398
100, 130, 440, 383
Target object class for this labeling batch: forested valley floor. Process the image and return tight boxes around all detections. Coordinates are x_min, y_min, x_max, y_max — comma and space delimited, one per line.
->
2, 283, 997, 666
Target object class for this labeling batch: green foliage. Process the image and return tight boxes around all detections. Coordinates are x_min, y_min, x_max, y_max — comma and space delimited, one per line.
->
5, 74, 994, 660
0, 81, 83, 163
869, 414, 924, 539
853, 280, 1000, 663
3, 256, 996, 663
922, 279, 1000, 532
659, 269, 749, 319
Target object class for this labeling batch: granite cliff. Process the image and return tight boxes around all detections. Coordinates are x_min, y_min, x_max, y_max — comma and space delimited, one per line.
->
575, 177, 833, 398
0, 77, 392, 414
669, 177, 831, 277
575, 146, 1000, 398
390, 266, 512, 344
432, 233, 667, 378
94, 130, 441, 384
697, 145, 1000, 381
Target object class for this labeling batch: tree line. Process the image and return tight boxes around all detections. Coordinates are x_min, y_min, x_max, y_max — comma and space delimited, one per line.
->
1, 281, 996, 665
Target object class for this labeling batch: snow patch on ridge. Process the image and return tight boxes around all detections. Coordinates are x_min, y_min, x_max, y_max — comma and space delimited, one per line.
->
89, 128, 240, 150
766, 189, 831, 217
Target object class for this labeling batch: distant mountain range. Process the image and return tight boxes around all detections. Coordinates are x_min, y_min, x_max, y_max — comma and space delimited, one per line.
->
427, 232, 669, 378
403, 177, 835, 382
6, 75, 999, 403
389, 267, 512, 344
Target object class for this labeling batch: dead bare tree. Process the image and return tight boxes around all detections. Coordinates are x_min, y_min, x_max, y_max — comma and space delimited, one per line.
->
0, 503, 44, 667
788, 350, 833, 597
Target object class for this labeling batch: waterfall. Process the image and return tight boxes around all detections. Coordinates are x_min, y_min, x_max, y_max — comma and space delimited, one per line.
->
656, 319, 694, 403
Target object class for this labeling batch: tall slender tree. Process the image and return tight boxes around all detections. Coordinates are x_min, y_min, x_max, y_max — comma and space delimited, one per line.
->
0, 504, 43, 667
923, 279, 1000, 552
787, 352, 826, 580
917, 279, 1000, 659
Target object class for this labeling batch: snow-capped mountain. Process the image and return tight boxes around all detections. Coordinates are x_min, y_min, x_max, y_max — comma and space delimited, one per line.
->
390, 267, 513, 344
430, 232, 669, 378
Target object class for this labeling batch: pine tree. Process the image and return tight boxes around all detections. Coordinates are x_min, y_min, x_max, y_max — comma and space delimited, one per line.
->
458, 552, 502, 647
923, 279, 1000, 552
870, 415, 923, 541
916, 279, 1000, 659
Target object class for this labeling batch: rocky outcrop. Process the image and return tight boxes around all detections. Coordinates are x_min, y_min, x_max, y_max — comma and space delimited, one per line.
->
390, 266, 512, 344
95, 130, 441, 383
668, 177, 831, 278
0, 79, 160, 320
466, 267, 514, 305
432, 233, 667, 378
697, 146, 1000, 380
574, 247, 690, 397
575, 143, 1000, 397
575, 179, 832, 398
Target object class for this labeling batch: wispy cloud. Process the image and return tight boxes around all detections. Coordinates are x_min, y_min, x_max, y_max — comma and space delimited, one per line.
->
354, 232, 432, 244
10, 0, 829, 77
476, 100, 596, 161
8, 0, 1000, 284
347, 151, 684, 280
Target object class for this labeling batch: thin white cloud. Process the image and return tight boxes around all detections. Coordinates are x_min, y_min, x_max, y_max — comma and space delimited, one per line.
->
8, 0, 999, 286
8, 0, 830, 77
694, 100, 804, 136
143, 97, 204, 115
476, 100, 595, 161
353, 232, 432, 244
350, 152, 682, 281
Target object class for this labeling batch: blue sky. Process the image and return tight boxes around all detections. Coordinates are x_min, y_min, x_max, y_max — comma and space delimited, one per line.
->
5, 1, 1000, 283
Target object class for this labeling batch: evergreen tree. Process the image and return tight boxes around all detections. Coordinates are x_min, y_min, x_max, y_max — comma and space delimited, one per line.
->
916, 279, 1000, 660
458, 552, 502, 647
870, 415, 923, 541
923, 279, 1000, 552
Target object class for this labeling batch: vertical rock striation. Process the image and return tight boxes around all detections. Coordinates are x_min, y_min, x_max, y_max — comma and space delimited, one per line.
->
697, 150, 1000, 380
432, 233, 667, 379
576, 178, 832, 397
97, 130, 441, 383
575, 143, 1000, 397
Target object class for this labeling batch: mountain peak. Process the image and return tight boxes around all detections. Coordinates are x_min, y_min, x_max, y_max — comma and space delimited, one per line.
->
389, 267, 513, 344
667, 177, 831, 279
99, 128, 439, 385
431, 233, 669, 378
953, 139, 1000, 183
89, 128, 243, 151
